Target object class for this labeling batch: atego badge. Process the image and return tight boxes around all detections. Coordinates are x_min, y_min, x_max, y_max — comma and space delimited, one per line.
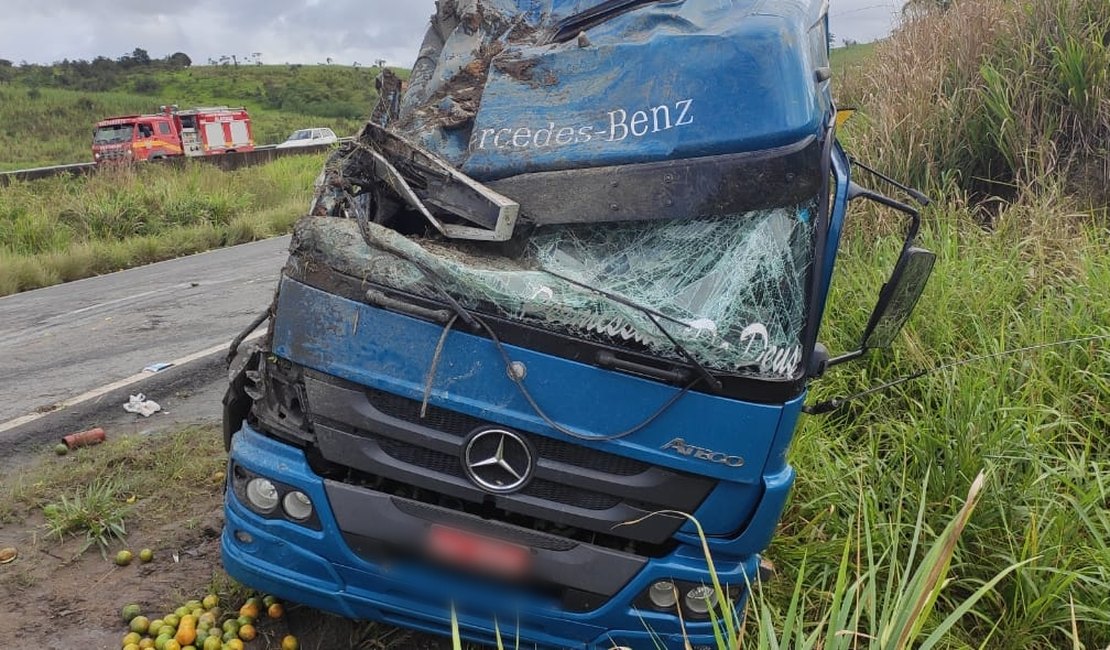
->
660, 438, 745, 468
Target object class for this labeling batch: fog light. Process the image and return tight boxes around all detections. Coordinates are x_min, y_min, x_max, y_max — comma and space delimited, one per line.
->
245, 478, 279, 512
684, 585, 718, 615
282, 490, 313, 520
648, 580, 678, 608
234, 530, 253, 544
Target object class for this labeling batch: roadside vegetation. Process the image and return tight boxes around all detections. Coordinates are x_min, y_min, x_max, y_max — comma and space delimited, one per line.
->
0, 155, 322, 296
743, 0, 1110, 647
0, 53, 405, 168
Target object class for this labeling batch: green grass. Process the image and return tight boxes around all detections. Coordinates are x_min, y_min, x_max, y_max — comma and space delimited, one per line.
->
0, 426, 227, 525
0, 64, 408, 168
830, 41, 877, 74
0, 154, 321, 296
762, 188, 1110, 647
42, 479, 131, 557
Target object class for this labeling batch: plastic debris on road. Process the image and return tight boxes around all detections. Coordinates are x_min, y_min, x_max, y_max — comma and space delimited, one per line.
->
123, 394, 162, 417
143, 362, 175, 374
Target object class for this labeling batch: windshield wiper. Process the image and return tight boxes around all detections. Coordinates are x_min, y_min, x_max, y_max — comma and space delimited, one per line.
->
551, 0, 665, 42
543, 270, 724, 392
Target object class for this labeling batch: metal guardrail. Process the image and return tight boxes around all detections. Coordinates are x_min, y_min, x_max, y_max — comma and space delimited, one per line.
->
0, 139, 353, 186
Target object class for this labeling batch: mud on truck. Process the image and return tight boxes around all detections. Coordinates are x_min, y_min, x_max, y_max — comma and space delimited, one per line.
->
220, 1, 935, 648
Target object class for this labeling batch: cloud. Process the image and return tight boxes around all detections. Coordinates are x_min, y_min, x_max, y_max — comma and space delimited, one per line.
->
0, 0, 438, 66
0, 0, 901, 66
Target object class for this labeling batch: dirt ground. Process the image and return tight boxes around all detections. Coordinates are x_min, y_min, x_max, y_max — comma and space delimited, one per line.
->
0, 425, 465, 650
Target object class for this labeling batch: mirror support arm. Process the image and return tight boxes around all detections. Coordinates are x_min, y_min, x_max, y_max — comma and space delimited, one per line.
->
846, 181, 921, 245
826, 348, 865, 369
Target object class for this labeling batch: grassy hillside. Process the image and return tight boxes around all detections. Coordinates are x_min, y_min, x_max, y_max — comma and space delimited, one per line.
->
0, 64, 406, 169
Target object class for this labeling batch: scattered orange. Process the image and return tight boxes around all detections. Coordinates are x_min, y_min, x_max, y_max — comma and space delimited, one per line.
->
267, 603, 284, 619
174, 626, 196, 646
238, 602, 259, 620
281, 635, 300, 650
238, 623, 256, 641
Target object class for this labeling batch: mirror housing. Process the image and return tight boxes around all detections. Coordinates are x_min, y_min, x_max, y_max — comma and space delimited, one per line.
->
860, 246, 936, 350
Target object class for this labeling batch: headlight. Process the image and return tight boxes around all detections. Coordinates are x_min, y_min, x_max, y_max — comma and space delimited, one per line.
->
648, 581, 677, 608
684, 585, 718, 616
282, 491, 313, 520
245, 478, 279, 512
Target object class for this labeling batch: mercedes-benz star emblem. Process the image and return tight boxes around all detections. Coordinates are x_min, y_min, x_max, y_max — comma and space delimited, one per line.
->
462, 429, 534, 493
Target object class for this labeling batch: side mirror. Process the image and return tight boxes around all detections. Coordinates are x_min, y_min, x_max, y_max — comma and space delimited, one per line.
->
826, 245, 935, 368
861, 246, 936, 350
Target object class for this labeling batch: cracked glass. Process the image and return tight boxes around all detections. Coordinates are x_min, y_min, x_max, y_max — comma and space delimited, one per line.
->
295, 202, 816, 380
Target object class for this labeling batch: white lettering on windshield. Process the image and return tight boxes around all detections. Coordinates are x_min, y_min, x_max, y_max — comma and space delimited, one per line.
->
740, 323, 802, 377
472, 98, 696, 152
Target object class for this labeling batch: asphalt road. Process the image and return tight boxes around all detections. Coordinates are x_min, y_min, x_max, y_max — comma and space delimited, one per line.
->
0, 236, 290, 426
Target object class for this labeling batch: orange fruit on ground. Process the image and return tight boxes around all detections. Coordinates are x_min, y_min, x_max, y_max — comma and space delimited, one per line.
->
238, 602, 259, 620
226, 640, 245, 650
281, 635, 300, 650
163, 640, 182, 650
175, 626, 196, 646
237, 624, 256, 641
202, 594, 219, 610
267, 603, 284, 619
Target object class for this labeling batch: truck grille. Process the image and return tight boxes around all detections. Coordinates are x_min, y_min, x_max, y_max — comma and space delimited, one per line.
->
298, 368, 717, 547
366, 387, 651, 477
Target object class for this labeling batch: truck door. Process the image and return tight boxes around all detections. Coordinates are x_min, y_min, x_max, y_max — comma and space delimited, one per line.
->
229, 120, 251, 149
177, 115, 203, 157
203, 121, 225, 152
134, 122, 155, 160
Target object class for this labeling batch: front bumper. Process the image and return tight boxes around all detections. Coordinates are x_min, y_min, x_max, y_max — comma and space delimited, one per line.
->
222, 423, 756, 649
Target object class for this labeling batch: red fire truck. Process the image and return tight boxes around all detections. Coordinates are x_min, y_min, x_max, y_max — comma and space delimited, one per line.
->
92, 106, 255, 163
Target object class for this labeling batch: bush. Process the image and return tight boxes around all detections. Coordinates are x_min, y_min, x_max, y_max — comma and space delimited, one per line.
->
841, 0, 1110, 205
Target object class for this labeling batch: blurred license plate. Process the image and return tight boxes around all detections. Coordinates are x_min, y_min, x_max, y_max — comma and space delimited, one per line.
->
427, 525, 531, 577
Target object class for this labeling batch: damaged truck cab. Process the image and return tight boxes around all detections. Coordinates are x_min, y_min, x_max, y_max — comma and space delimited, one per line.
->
221, 1, 934, 648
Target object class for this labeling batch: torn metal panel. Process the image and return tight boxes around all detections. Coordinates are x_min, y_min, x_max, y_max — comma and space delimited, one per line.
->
290, 204, 815, 380
323, 0, 830, 238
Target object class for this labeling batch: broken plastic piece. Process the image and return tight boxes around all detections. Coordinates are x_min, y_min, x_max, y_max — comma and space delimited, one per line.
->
123, 394, 162, 418
361, 124, 520, 241
143, 362, 175, 374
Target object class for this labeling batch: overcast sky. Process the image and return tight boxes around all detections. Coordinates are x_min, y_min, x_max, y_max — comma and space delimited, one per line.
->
0, 0, 903, 67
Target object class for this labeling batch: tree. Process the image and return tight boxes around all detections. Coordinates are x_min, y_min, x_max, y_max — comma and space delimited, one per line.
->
166, 51, 192, 68
128, 47, 151, 66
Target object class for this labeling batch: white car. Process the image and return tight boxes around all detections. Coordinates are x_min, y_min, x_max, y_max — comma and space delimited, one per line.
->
276, 127, 339, 148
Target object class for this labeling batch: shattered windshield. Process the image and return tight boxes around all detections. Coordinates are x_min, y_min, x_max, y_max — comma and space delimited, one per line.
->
93, 125, 134, 144
296, 203, 816, 380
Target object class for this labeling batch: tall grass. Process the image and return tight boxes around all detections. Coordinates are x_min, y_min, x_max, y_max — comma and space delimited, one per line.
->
0, 155, 321, 296
838, 0, 1110, 206
768, 186, 1110, 646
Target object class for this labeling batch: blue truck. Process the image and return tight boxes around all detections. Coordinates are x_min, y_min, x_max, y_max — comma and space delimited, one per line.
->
220, 1, 935, 648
